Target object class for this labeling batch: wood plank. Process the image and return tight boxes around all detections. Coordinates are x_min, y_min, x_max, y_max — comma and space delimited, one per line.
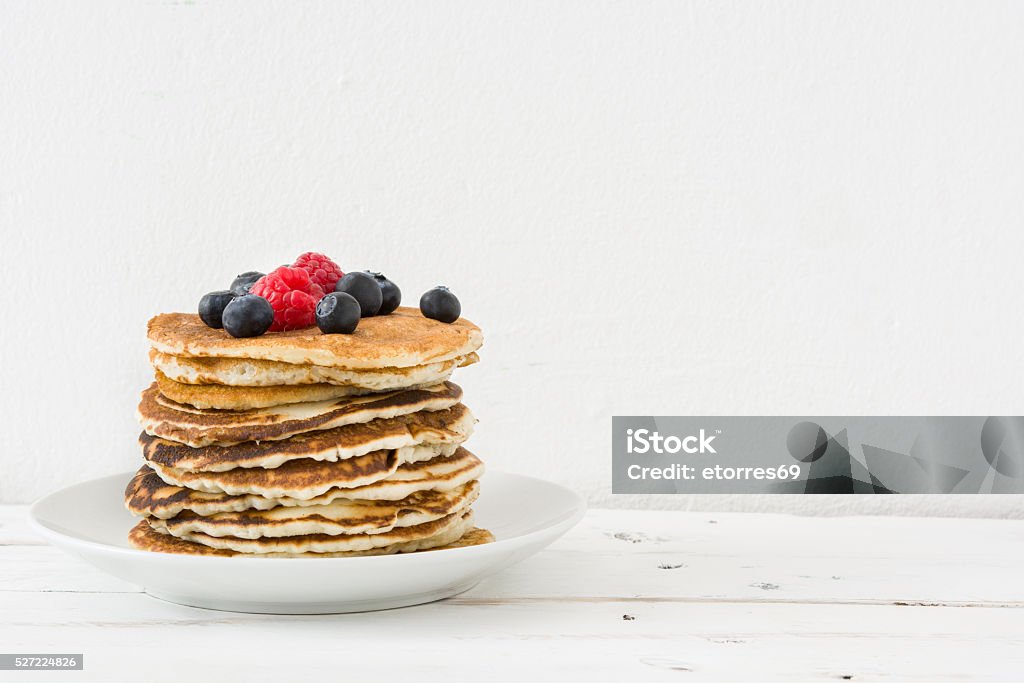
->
0, 593, 1021, 681
0, 504, 43, 546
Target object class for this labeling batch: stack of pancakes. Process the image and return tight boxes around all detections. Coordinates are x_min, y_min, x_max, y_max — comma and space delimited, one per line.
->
125, 307, 493, 557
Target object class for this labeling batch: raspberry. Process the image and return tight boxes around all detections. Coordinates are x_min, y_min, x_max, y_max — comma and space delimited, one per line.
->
293, 252, 344, 292
249, 266, 325, 331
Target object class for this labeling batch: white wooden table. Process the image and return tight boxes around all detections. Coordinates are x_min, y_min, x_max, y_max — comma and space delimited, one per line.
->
2, 505, 1022, 681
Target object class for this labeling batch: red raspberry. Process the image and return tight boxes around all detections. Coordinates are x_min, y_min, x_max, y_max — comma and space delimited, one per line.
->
293, 252, 344, 292
249, 266, 325, 331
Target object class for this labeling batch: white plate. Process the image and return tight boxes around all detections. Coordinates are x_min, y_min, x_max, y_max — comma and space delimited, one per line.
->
29, 470, 585, 614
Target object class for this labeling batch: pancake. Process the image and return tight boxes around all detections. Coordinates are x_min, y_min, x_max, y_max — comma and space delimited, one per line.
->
170, 510, 474, 554
126, 448, 486, 518
151, 349, 479, 388
427, 527, 495, 549
339, 448, 487, 501
148, 307, 483, 369
148, 443, 449, 499
149, 480, 480, 539
138, 381, 463, 447
155, 371, 380, 410
140, 403, 475, 472
129, 516, 492, 557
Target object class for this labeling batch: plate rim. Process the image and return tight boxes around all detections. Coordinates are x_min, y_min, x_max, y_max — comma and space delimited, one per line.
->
28, 469, 587, 564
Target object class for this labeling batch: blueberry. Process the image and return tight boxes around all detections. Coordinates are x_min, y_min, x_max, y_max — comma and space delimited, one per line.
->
365, 271, 402, 315
198, 290, 237, 329
419, 286, 461, 323
316, 292, 361, 334
221, 294, 274, 338
334, 272, 382, 317
230, 271, 264, 296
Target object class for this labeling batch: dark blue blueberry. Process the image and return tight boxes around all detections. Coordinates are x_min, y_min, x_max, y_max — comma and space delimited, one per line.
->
316, 292, 361, 334
230, 271, 264, 296
335, 271, 382, 317
365, 271, 402, 315
198, 290, 236, 329
419, 286, 461, 323
221, 294, 274, 338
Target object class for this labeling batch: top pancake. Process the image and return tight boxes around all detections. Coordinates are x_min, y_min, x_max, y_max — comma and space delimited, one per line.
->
151, 349, 478, 388
148, 307, 483, 369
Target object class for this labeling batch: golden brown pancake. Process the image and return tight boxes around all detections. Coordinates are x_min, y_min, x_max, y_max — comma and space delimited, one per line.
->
163, 510, 475, 554
425, 527, 495, 550
137, 381, 463, 447
147, 445, 443, 499
155, 371, 374, 410
147, 307, 483, 369
129, 517, 493, 557
139, 403, 474, 472
125, 448, 486, 518
148, 481, 480, 539
150, 349, 478, 387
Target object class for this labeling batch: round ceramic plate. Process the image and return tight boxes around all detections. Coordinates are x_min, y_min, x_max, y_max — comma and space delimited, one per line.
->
29, 470, 585, 614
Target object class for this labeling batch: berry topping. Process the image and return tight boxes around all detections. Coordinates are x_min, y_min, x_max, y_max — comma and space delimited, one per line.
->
419, 286, 461, 323
230, 271, 265, 296
316, 292, 361, 334
334, 271, 382, 317
222, 294, 275, 338
198, 290, 236, 329
249, 266, 325, 331
293, 252, 344, 292
365, 271, 402, 315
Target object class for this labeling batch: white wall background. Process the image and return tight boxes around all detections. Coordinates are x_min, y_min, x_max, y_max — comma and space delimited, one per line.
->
2, 1, 1023, 517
